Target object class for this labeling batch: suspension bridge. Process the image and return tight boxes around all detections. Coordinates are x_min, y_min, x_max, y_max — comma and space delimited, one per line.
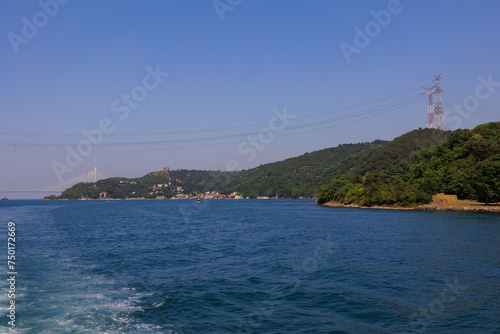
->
0, 168, 109, 194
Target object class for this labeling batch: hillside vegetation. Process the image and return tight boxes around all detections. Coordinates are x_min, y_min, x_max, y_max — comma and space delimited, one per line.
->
54, 169, 241, 200
224, 142, 379, 198
318, 122, 500, 206
49, 122, 498, 203
224, 127, 450, 198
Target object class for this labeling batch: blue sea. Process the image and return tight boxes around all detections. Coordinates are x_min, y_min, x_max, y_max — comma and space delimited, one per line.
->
1, 199, 499, 333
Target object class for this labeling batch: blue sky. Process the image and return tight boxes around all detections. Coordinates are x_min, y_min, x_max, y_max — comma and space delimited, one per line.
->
1, 0, 499, 198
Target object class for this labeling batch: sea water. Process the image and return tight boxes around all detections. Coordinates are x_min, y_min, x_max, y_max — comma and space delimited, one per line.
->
0, 199, 499, 333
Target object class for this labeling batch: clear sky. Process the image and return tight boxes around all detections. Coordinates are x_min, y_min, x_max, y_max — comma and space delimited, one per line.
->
1, 0, 499, 198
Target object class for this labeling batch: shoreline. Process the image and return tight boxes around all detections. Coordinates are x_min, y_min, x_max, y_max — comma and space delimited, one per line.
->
320, 201, 500, 213
42, 197, 317, 201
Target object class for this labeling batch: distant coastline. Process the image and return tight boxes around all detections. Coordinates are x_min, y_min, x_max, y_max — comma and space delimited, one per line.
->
43, 122, 499, 204
43, 197, 316, 201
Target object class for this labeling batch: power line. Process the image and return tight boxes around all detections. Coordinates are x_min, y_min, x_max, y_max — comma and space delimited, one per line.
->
0, 88, 419, 138
0, 92, 419, 151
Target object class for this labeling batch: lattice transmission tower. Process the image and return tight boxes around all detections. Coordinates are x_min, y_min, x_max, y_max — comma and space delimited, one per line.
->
421, 74, 446, 130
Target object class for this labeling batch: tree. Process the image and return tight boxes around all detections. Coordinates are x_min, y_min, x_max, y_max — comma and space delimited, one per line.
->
473, 162, 500, 204
464, 134, 488, 159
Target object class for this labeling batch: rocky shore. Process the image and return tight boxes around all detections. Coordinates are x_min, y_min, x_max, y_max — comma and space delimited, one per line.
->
320, 201, 500, 213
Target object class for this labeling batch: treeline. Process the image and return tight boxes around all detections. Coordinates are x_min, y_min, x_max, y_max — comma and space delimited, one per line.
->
318, 122, 500, 206
50, 122, 499, 203
222, 128, 450, 198
223, 142, 379, 198
57, 174, 171, 200
55, 170, 241, 200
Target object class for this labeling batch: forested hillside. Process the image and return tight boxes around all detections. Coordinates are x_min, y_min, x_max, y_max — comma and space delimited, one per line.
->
54, 170, 241, 200
223, 128, 449, 198
50, 127, 452, 200
318, 122, 500, 206
49, 123, 499, 202
223, 142, 379, 198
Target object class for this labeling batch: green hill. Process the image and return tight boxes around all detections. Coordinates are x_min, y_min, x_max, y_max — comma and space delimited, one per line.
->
54, 169, 241, 200
50, 123, 499, 202
223, 142, 379, 198
224, 128, 449, 198
53, 143, 383, 200
318, 122, 500, 206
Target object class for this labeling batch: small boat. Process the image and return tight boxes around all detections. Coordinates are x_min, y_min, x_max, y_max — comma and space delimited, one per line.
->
1, 197, 8, 200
